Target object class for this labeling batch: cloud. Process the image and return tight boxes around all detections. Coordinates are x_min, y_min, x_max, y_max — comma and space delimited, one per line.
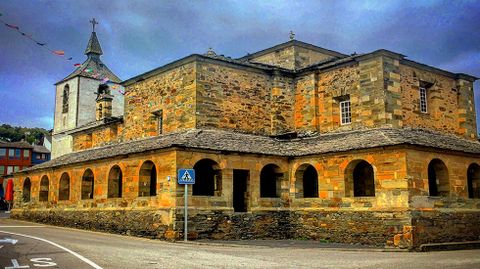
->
0, 0, 479, 130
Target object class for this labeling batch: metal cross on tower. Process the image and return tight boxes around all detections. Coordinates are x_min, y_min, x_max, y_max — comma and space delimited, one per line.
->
90, 18, 98, 32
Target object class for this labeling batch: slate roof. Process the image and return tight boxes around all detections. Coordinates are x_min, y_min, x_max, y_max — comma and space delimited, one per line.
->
84, 32, 103, 55
20, 127, 480, 173
33, 145, 50, 154
0, 141, 33, 149
65, 117, 123, 135
56, 32, 121, 85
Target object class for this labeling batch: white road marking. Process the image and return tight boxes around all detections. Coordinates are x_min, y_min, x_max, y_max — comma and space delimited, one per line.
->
5, 259, 29, 268
0, 238, 18, 245
30, 258, 57, 267
0, 230, 103, 269
0, 226, 45, 228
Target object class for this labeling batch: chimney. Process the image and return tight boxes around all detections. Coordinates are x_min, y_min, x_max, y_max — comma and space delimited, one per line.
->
96, 84, 114, 120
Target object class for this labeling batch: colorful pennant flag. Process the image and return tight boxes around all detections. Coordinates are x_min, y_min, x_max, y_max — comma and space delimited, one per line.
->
74, 63, 81, 67
53, 50, 65, 56
84, 68, 93, 73
67, 57, 72, 60
5, 23, 19, 30
36, 42, 46, 46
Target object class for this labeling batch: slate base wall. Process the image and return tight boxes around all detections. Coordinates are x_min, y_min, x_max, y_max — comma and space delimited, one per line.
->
411, 210, 480, 247
11, 209, 174, 239
176, 209, 411, 246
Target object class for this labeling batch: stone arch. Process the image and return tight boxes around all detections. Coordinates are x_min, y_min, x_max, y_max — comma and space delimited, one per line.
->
62, 84, 69, 113
294, 164, 319, 198
467, 163, 480, 199
108, 165, 123, 198
192, 159, 221, 196
81, 169, 94, 200
139, 161, 157, 197
39, 175, 49, 202
59, 172, 70, 201
22, 177, 31, 202
428, 159, 449, 196
345, 160, 375, 197
260, 164, 284, 198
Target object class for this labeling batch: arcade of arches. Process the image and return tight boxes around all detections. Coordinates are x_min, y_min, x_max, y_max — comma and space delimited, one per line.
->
12, 148, 480, 249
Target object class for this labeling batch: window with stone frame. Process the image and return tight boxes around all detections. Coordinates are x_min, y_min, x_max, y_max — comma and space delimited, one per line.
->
62, 84, 70, 113
339, 96, 351, 125
152, 110, 163, 135
419, 87, 427, 113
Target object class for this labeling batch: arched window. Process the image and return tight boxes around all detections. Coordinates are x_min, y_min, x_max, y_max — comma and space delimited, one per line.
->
345, 160, 375, 197
81, 169, 94, 199
260, 164, 283, 198
59, 172, 70, 200
39, 175, 49, 202
139, 161, 157, 197
467, 163, 480, 199
428, 159, 449, 196
295, 164, 319, 198
22, 178, 31, 202
62, 84, 69, 113
108, 165, 122, 198
192, 159, 221, 196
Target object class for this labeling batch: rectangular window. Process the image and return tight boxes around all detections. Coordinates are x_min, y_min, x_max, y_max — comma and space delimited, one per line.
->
340, 100, 352, 125
0, 148, 5, 159
8, 149, 14, 159
15, 149, 21, 159
420, 87, 427, 113
13, 166, 19, 172
7, 166, 13, 174
0, 166, 4, 174
23, 149, 30, 159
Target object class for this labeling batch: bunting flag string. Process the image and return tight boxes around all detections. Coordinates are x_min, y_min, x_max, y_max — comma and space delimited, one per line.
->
0, 12, 78, 66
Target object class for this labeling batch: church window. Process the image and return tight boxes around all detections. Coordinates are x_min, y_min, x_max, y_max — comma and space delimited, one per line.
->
260, 164, 283, 198
62, 84, 70, 113
139, 161, 157, 197
428, 159, 449, 196
340, 97, 351, 125
152, 110, 163, 135
22, 178, 31, 203
419, 87, 427, 113
39, 175, 49, 202
59, 172, 70, 201
108, 165, 122, 198
193, 159, 221, 196
81, 169, 94, 199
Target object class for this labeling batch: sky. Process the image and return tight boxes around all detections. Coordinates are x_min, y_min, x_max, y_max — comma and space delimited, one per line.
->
0, 0, 479, 130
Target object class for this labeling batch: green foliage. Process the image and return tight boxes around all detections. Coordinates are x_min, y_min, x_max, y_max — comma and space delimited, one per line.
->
0, 124, 49, 144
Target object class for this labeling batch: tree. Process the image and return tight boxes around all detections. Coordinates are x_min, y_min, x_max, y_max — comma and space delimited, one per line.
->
0, 124, 49, 144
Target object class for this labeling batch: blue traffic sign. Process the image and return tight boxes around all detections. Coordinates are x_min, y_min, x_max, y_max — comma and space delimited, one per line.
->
178, 169, 195, 184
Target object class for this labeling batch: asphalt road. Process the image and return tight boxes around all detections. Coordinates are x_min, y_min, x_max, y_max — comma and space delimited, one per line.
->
1, 215, 480, 269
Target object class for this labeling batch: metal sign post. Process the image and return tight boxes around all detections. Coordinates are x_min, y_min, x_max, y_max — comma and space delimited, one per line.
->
178, 169, 195, 242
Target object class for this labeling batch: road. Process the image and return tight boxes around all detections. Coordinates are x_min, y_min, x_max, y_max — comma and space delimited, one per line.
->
0, 215, 480, 269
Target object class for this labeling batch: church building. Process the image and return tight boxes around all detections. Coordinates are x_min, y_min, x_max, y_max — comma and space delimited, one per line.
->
12, 23, 480, 249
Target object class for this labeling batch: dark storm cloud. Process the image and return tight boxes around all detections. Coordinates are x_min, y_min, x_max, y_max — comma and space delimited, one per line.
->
0, 0, 479, 129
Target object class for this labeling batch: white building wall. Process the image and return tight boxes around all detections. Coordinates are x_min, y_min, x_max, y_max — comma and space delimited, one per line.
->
53, 78, 79, 133
77, 77, 124, 126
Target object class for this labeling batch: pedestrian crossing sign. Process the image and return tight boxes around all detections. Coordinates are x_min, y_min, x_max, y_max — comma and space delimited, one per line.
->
178, 169, 195, 184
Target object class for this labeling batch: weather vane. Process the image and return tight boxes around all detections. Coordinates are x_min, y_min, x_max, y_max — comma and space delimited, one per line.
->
289, 30, 295, 40
90, 18, 98, 32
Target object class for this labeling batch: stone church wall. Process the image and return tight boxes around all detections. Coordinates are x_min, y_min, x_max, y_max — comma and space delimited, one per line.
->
195, 61, 295, 135
122, 62, 197, 140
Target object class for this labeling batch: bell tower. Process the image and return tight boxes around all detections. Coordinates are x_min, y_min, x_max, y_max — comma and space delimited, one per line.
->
51, 19, 124, 158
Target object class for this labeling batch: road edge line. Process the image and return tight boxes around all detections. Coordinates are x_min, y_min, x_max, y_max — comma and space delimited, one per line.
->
0, 230, 103, 269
